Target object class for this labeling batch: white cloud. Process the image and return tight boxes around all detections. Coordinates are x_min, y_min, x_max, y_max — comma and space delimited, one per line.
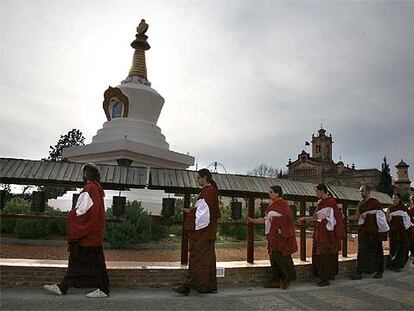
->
0, 0, 412, 179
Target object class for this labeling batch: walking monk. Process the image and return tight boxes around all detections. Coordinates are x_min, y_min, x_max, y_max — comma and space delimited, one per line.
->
349, 185, 389, 280
173, 168, 220, 295
247, 185, 297, 289
43, 163, 110, 298
386, 193, 412, 271
408, 194, 414, 264
299, 183, 345, 286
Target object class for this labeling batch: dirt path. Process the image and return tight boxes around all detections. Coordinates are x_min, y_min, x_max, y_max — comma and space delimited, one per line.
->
0, 237, 363, 262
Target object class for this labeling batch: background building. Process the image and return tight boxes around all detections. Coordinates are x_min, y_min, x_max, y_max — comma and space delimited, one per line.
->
286, 128, 381, 189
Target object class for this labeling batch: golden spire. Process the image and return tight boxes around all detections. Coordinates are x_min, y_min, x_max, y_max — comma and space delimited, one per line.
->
124, 19, 151, 86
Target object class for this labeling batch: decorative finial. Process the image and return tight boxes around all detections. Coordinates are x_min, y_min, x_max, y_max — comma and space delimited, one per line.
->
137, 19, 149, 35
123, 18, 151, 86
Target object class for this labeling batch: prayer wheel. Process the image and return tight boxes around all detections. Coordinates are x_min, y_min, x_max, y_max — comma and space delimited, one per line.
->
309, 206, 316, 217
112, 196, 126, 217
230, 201, 242, 220
31, 191, 45, 213
291, 205, 298, 218
0, 190, 7, 210
161, 198, 175, 218
72, 193, 80, 210
259, 202, 268, 217
348, 207, 357, 217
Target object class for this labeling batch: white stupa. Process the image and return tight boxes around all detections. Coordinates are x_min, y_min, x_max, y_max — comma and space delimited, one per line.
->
51, 20, 194, 214
62, 19, 194, 169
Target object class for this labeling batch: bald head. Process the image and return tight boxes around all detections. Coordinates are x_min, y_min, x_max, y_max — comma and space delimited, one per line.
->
359, 185, 371, 200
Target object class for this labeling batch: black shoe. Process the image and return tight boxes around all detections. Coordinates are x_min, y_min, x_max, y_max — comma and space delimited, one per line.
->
172, 286, 190, 295
350, 273, 362, 280
281, 280, 290, 290
392, 268, 402, 273
317, 280, 330, 287
373, 272, 383, 279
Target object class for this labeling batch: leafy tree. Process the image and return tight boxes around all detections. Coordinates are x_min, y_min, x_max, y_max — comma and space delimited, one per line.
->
376, 156, 394, 197
247, 164, 280, 178
41, 129, 85, 199
45, 129, 85, 162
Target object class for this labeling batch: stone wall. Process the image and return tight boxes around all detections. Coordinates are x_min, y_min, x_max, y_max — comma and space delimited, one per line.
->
0, 257, 357, 288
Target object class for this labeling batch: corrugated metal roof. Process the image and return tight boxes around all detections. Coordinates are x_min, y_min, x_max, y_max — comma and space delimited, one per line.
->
0, 158, 147, 189
149, 168, 318, 200
327, 184, 392, 205
149, 168, 392, 204
0, 158, 392, 205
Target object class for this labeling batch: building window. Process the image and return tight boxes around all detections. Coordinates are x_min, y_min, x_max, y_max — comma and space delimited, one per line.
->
316, 145, 321, 153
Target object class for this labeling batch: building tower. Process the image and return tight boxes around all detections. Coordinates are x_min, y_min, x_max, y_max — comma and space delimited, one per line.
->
311, 128, 333, 162
394, 159, 411, 194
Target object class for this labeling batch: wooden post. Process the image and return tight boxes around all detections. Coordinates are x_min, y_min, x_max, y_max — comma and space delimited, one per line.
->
300, 200, 307, 261
247, 196, 255, 264
342, 203, 348, 257
180, 193, 190, 265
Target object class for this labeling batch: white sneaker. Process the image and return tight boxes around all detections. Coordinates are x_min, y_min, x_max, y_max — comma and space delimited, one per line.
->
86, 289, 109, 298
43, 284, 63, 296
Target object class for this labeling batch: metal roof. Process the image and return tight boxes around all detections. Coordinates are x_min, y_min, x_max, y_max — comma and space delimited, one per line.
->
0, 158, 392, 205
0, 158, 147, 189
327, 184, 392, 205
148, 168, 318, 199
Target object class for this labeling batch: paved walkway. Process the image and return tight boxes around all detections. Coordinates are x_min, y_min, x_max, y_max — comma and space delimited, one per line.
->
1, 265, 413, 310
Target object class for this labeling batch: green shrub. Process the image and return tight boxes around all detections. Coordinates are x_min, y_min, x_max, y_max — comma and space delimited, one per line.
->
105, 201, 168, 248
1, 198, 66, 238
13, 218, 51, 239
1, 198, 31, 234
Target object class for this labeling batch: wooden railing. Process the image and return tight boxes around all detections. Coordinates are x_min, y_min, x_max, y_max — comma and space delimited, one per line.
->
1, 200, 357, 265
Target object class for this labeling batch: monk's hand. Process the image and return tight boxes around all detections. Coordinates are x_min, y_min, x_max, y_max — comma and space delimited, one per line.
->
246, 217, 254, 224
175, 206, 184, 213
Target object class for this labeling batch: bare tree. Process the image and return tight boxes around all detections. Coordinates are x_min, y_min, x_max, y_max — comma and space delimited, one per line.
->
248, 164, 280, 178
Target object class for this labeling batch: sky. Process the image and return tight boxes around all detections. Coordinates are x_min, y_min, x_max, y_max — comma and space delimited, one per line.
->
0, 0, 413, 181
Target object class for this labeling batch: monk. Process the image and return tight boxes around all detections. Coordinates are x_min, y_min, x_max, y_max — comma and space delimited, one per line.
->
386, 193, 412, 271
247, 185, 297, 289
299, 183, 345, 286
173, 168, 220, 295
44, 163, 109, 298
349, 185, 389, 280
408, 194, 414, 264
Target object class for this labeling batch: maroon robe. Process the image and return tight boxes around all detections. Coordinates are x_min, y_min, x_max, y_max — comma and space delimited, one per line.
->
408, 206, 414, 256
358, 197, 386, 240
313, 197, 345, 255
356, 197, 385, 274
59, 181, 109, 295
67, 181, 106, 247
388, 203, 410, 240
387, 203, 410, 269
184, 184, 220, 291
312, 197, 345, 281
266, 198, 298, 256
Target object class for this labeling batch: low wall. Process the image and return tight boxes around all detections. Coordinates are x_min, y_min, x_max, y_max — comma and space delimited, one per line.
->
0, 256, 357, 288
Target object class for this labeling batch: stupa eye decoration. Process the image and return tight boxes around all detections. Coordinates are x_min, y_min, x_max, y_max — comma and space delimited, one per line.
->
103, 86, 129, 121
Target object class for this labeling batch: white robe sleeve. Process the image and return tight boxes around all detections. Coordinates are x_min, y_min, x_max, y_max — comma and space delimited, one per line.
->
195, 198, 210, 230
376, 210, 390, 233
316, 207, 336, 231
389, 210, 414, 230
75, 192, 94, 216
264, 211, 282, 235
